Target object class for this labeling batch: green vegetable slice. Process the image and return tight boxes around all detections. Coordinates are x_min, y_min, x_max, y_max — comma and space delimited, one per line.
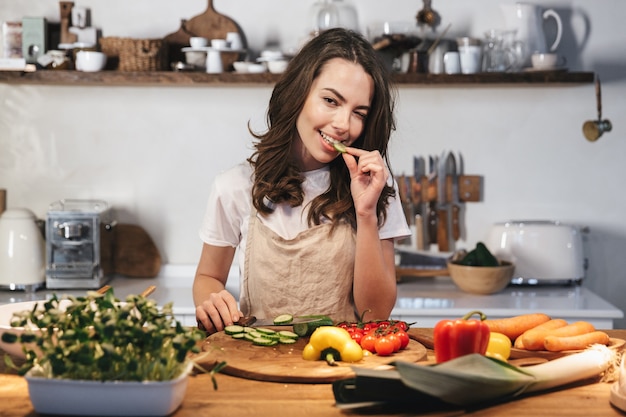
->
333, 141, 347, 153
224, 325, 245, 335
273, 314, 294, 325
279, 337, 297, 344
278, 330, 299, 339
252, 337, 278, 346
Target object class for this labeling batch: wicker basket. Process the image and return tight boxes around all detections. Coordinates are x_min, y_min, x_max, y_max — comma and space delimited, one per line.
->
99, 37, 168, 71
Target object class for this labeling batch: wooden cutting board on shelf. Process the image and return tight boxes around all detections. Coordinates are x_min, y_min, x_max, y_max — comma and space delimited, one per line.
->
196, 329, 427, 383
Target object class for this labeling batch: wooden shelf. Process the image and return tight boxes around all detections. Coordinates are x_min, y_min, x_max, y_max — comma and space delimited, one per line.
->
0, 69, 594, 87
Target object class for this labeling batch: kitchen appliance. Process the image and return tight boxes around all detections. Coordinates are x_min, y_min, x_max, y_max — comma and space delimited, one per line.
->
485, 220, 586, 285
0, 208, 46, 291
45, 199, 114, 289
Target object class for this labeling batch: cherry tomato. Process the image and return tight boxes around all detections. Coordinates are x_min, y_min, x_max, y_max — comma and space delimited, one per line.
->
391, 321, 409, 332
395, 330, 410, 349
386, 333, 402, 352
350, 331, 363, 344
374, 336, 395, 356
360, 334, 377, 353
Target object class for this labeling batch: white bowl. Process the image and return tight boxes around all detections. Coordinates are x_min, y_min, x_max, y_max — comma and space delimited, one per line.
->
25, 362, 192, 416
184, 50, 207, 69
247, 63, 266, 73
189, 36, 208, 48
267, 59, 289, 74
75, 51, 107, 72
0, 300, 73, 358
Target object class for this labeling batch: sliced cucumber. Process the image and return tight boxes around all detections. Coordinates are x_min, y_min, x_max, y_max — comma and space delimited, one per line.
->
273, 314, 294, 325
224, 325, 245, 335
243, 327, 256, 333
293, 317, 334, 337
252, 337, 278, 346
244, 333, 256, 342
255, 327, 276, 335
277, 330, 299, 339
231, 332, 246, 339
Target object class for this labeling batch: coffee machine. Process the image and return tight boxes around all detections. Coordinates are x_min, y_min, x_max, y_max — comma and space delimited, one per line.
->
45, 199, 115, 289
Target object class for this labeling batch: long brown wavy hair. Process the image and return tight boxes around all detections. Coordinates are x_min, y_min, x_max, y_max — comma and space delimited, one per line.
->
248, 28, 397, 231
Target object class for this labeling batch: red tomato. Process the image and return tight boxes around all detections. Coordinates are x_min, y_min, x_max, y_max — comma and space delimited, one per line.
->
395, 330, 410, 349
350, 331, 363, 344
360, 334, 377, 353
374, 336, 395, 356
386, 333, 402, 352
391, 321, 409, 332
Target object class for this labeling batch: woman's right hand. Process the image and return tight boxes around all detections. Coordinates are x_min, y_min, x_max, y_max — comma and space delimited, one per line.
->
196, 289, 242, 334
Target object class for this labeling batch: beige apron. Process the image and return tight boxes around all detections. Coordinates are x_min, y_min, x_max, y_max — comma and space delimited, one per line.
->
241, 207, 358, 322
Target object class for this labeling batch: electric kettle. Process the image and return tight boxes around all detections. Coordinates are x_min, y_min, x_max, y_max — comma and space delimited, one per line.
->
0, 208, 46, 291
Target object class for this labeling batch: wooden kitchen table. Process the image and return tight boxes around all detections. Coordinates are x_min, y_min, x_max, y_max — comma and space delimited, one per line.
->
1, 329, 625, 417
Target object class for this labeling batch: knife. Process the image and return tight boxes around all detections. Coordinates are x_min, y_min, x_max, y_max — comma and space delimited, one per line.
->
235, 316, 322, 327
436, 151, 450, 252
427, 155, 438, 245
449, 152, 461, 241
396, 174, 412, 246
412, 156, 426, 250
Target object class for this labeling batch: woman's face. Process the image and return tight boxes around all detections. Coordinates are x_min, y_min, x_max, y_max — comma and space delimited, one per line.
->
294, 58, 374, 171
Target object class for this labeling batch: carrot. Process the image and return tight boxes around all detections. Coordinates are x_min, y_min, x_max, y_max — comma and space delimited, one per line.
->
513, 335, 525, 349
520, 319, 569, 350
543, 331, 610, 352
483, 313, 551, 341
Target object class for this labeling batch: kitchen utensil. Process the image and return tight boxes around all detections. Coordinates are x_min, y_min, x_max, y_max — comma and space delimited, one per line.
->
205, 48, 223, 73
113, 224, 161, 278
427, 155, 438, 245
500, 3, 562, 68
583, 76, 612, 142
448, 153, 460, 241
75, 50, 106, 72
436, 151, 449, 252
0, 208, 46, 291
163, 19, 197, 65
412, 156, 426, 250
443, 51, 460, 74
416, 0, 438, 28
198, 331, 427, 383
485, 220, 586, 284
531, 52, 565, 70
140, 285, 157, 298
235, 316, 325, 327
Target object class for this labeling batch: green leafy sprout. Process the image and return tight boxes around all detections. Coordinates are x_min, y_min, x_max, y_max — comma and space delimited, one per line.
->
2, 289, 225, 387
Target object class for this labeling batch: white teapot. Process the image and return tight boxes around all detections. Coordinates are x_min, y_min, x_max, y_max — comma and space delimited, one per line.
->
500, 2, 563, 67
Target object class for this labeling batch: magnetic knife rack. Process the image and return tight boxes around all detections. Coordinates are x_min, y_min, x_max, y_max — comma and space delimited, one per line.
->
395, 174, 483, 280
396, 174, 483, 205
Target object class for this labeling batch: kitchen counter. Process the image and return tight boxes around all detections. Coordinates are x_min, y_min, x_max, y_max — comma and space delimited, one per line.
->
0, 265, 622, 328
1, 329, 625, 416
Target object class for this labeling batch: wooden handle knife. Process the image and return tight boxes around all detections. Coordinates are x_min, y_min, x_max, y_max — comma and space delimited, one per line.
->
437, 208, 449, 252
451, 204, 460, 241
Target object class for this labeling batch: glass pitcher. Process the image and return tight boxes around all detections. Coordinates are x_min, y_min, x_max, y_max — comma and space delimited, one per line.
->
482, 29, 519, 72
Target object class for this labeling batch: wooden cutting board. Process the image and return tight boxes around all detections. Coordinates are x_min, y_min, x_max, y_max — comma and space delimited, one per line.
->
112, 224, 162, 278
196, 329, 427, 383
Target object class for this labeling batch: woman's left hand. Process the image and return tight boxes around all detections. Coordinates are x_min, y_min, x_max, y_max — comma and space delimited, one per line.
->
342, 148, 389, 215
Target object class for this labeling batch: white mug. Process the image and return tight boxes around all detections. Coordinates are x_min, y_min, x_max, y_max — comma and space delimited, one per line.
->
205, 49, 223, 74
443, 51, 461, 74
211, 39, 227, 50
226, 32, 243, 50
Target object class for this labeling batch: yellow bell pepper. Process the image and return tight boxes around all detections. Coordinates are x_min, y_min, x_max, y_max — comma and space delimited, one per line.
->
302, 326, 363, 366
486, 332, 512, 361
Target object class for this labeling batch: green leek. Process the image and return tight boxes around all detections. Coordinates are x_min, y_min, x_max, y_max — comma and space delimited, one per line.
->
355, 344, 616, 407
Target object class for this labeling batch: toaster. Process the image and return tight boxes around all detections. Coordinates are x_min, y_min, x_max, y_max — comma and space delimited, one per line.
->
485, 220, 587, 285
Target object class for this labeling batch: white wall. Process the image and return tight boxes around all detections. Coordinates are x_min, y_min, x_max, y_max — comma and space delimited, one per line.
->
1, 1, 625, 327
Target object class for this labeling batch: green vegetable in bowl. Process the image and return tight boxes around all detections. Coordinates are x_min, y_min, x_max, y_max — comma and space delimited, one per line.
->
2, 289, 213, 383
457, 242, 500, 267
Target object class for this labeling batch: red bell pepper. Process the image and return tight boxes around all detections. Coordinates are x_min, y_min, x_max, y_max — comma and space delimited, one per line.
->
433, 310, 491, 363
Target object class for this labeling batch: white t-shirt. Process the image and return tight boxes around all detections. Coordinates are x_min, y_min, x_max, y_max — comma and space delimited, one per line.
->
199, 162, 411, 277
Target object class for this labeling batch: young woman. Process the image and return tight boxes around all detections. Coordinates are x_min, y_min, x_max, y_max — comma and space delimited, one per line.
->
193, 28, 410, 334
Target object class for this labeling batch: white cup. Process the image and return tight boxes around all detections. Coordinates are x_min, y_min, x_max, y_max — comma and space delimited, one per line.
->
189, 37, 208, 48
443, 51, 461, 74
458, 45, 482, 74
226, 32, 243, 50
75, 50, 107, 72
531, 53, 566, 70
205, 49, 223, 74
211, 39, 228, 50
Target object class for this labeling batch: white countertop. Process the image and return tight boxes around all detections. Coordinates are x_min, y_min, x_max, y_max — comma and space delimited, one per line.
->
0, 265, 622, 328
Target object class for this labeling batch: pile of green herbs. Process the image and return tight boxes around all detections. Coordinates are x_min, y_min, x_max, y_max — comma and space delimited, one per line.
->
2, 289, 210, 382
